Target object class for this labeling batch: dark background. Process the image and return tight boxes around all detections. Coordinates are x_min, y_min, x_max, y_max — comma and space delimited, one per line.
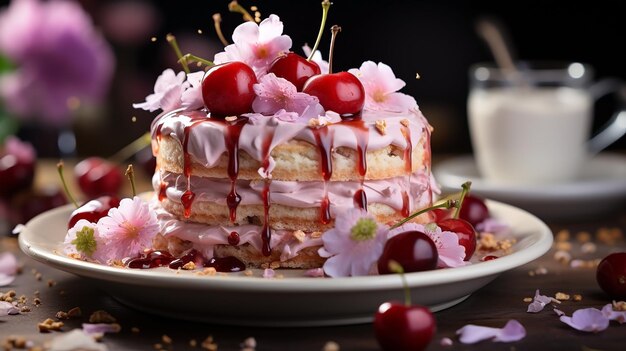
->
6, 0, 626, 156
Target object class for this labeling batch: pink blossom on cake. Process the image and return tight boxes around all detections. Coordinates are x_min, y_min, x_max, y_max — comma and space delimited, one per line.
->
251, 73, 324, 120
133, 69, 187, 112
319, 208, 388, 277
348, 61, 417, 113
214, 14, 292, 75
181, 71, 205, 110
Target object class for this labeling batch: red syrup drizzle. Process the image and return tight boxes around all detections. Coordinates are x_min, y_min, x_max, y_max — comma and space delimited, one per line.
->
400, 122, 413, 217
260, 131, 275, 256
158, 182, 167, 201
181, 115, 207, 218
313, 127, 334, 224
224, 118, 247, 223
205, 256, 246, 272
481, 255, 499, 262
342, 118, 369, 211
125, 249, 245, 272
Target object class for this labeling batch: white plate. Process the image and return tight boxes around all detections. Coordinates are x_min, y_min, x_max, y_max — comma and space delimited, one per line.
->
434, 153, 626, 220
19, 201, 552, 327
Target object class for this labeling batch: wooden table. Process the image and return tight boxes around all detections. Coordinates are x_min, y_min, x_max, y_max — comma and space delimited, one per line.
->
1, 162, 625, 350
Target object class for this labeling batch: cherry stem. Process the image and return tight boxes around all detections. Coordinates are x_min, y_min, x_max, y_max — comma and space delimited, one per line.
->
307, 0, 332, 62
180, 54, 214, 68
56, 161, 78, 208
125, 165, 137, 197
110, 132, 151, 164
390, 199, 458, 229
453, 181, 472, 219
388, 260, 411, 306
328, 25, 342, 74
228, 1, 254, 22
212, 13, 230, 46
166, 34, 190, 74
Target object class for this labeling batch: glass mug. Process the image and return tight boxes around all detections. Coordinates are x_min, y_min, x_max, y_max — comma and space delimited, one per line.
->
468, 62, 625, 184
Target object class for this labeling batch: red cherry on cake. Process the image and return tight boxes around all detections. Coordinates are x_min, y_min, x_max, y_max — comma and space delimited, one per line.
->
201, 61, 257, 117
268, 53, 321, 91
437, 218, 477, 261
374, 301, 436, 351
596, 252, 626, 299
303, 72, 365, 116
378, 231, 438, 274
68, 195, 121, 229
75, 157, 123, 198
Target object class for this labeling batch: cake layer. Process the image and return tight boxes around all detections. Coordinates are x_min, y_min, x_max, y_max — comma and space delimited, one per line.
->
154, 170, 434, 231
152, 108, 431, 181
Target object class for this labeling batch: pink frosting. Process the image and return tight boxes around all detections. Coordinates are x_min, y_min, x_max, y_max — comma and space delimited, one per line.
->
154, 170, 432, 217
151, 108, 430, 172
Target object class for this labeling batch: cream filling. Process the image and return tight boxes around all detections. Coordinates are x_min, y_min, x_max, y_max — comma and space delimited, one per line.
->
153, 170, 433, 217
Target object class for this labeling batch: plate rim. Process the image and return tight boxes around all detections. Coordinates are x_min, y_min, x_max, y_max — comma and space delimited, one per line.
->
18, 199, 553, 293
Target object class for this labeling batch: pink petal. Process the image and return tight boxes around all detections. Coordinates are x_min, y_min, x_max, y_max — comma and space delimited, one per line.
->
304, 268, 324, 277
0, 252, 18, 276
527, 289, 552, 313
554, 308, 565, 316
457, 320, 525, 344
257, 14, 284, 42
82, 323, 121, 335
0, 301, 20, 316
47, 329, 108, 351
232, 21, 260, 45
560, 308, 610, 332
263, 268, 275, 279
601, 304, 626, 324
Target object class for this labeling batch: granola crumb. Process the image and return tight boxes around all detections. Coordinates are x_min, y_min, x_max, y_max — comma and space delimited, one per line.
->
322, 341, 340, 351
162, 335, 172, 345
293, 230, 306, 243
478, 233, 497, 250
67, 307, 82, 318
189, 339, 197, 347
555, 292, 570, 301
55, 311, 69, 320
33, 297, 41, 306
597, 227, 623, 245
47, 280, 56, 288
154, 343, 163, 350
523, 297, 533, 303
269, 261, 280, 270
182, 261, 196, 270
225, 116, 238, 122
572, 294, 582, 302
243, 270, 254, 277
196, 267, 217, 276
310, 231, 322, 239
89, 310, 116, 323
38, 318, 64, 333
132, 327, 140, 333
20, 305, 31, 313
400, 119, 410, 127
375, 119, 387, 135
201, 335, 218, 351
534, 267, 548, 275
580, 242, 596, 254
555, 229, 570, 242
241, 337, 256, 349
3, 336, 28, 349
613, 301, 626, 311
554, 250, 572, 264
554, 241, 572, 251
576, 231, 591, 243
34, 272, 42, 281
260, 262, 269, 269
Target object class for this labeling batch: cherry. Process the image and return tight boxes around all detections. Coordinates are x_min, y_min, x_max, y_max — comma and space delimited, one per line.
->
303, 72, 365, 115
378, 231, 438, 274
268, 53, 321, 91
374, 301, 436, 351
302, 25, 365, 116
74, 157, 123, 198
437, 218, 477, 261
0, 139, 35, 198
68, 195, 121, 229
596, 252, 626, 300
201, 61, 257, 117
459, 194, 490, 227
19, 187, 67, 223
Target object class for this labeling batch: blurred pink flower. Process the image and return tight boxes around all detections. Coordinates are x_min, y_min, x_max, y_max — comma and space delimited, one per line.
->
2, 135, 35, 163
0, 0, 114, 125
0, 251, 17, 286
319, 208, 388, 277
456, 320, 526, 344
348, 61, 417, 113
251, 73, 324, 120
96, 196, 159, 261
214, 14, 292, 76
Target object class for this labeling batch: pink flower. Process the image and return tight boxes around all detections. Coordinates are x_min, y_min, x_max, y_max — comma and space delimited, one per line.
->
560, 307, 610, 333
348, 61, 417, 113
389, 223, 466, 268
214, 14, 292, 75
133, 69, 187, 112
0, 301, 20, 316
181, 71, 204, 110
64, 219, 107, 263
318, 209, 388, 277
0, 252, 17, 286
601, 303, 626, 324
96, 196, 159, 262
251, 73, 324, 120
0, 0, 114, 125
302, 44, 329, 74
456, 320, 526, 344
